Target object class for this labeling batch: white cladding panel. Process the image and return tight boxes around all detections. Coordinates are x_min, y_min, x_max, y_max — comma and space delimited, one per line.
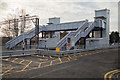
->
39, 33, 60, 48
86, 38, 109, 49
95, 9, 107, 18
95, 9, 110, 45
45, 21, 85, 31
49, 17, 60, 24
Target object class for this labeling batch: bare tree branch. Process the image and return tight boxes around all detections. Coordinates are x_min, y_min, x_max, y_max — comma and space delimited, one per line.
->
1, 8, 33, 37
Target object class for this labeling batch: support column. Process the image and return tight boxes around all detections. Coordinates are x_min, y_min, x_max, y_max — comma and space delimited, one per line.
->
45, 31, 46, 49
92, 30, 94, 38
42, 31, 44, 38
35, 18, 39, 49
100, 28, 103, 38
84, 38, 86, 49
50, 32, 53, 38
25, 39, 27, 49
30, 39, 32, 49
45, 32, 46, 39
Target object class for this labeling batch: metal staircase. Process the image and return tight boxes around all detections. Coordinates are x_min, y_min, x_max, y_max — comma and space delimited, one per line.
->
5, 19, 94, 50
5, 26, 44, 49
56, 21, 95, 50
5, 20, 86, 49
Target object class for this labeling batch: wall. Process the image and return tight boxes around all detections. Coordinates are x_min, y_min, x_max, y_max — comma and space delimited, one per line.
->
86, 38, 109, 49
95, 9, 110, 45
39, 38, 58, 49
39, 32, 60, 49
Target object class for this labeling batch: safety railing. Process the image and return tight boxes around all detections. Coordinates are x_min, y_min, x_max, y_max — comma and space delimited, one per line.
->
5, 26, 44, 49
2, 44, 119, 58
56, 20, 88, 49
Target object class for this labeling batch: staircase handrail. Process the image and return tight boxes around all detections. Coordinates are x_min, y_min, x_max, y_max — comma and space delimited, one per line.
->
56, 20, 88, 48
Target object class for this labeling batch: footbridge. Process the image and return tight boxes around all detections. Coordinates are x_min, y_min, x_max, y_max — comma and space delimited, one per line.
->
5, 20, 86, 49
5, 9, 110, 51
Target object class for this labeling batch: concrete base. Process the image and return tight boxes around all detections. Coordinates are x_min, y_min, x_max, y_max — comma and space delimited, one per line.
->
86, 38, 109, 49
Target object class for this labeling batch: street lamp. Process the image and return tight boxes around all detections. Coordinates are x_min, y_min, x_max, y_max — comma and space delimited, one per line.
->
19, 15, 29, 53
22, 16, 25, 52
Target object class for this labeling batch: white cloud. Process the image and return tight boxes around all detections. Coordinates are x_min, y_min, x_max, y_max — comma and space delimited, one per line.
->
0, 0, 119, 36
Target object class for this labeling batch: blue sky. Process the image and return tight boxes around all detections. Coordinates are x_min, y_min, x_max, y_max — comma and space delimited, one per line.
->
0, 0, 119, 36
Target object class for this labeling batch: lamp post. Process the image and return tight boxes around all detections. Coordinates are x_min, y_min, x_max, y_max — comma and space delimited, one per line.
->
22, 16, 25, 52
45, 31, 46, 49
20, 15, 28, 53
35, 18, 39, 49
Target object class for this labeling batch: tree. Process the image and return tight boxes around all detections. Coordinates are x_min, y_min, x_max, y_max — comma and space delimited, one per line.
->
1, 8, 33, 37
110, 31, 119, 43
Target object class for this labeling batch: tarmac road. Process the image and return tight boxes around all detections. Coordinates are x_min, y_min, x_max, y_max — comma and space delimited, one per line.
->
2, 47, 120, 79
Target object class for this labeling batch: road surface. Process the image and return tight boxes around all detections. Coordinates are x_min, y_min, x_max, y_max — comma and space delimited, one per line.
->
1, 47, 120, 79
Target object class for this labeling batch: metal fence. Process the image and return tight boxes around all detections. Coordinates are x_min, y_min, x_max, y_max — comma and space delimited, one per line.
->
1, 44, 119, 58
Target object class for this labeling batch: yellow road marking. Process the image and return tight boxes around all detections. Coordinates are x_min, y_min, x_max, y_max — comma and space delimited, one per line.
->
65, 61, 69, 62
38, 63, 41, 68
58, 58, 62, 63
3, 59, 68, 76
12, 58, 18, 62
2, 67, 14, 76
3, 50, 105, 76
36, 55, 39, 57
109, 70, 120, 79
67, 57, 70, 61
33, 55, 47, 58
21, 61, 32, 71
89, 53, 92, 54
2, 64, 12, 67
18, 58, 40, 64
50, 56, 53, 59
3, 57, 72, 76
52, 59, 58, 61
19, 60, 25, 64
2, 58, 9, 61
68, 56, 71, 59
3, 58, 26, 65
104, 70, 119, 80
50, 61, 53, 65
80, 55, 83, 56
39, 58, 48, 61
3, 49, 115, 76
37, 55, 43, 57
35, 58, 57, 64
96, 52, 99, 53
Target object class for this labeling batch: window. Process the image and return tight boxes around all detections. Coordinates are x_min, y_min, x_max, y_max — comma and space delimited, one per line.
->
67, 38, 71, 43
104, 22, 106, 29
100, 20, 102, 27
